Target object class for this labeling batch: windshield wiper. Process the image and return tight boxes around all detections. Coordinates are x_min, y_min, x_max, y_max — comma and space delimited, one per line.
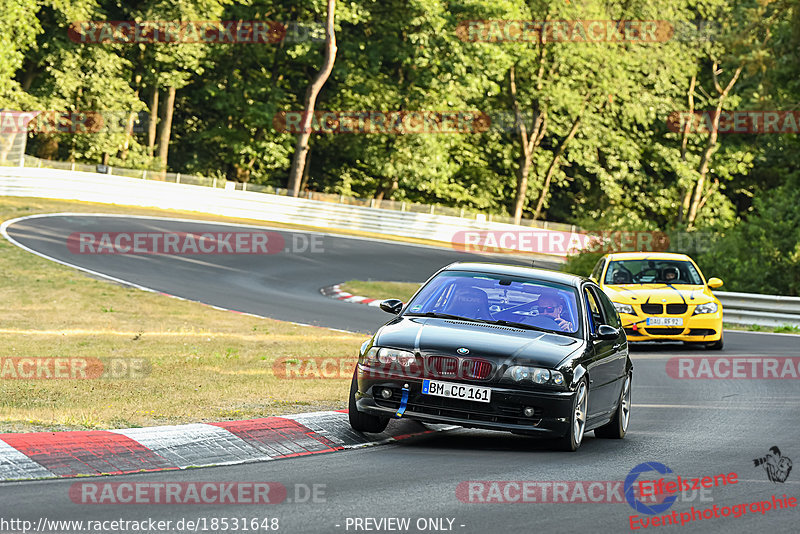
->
407, 313, 555, 333
487, 319, 550, 333
405, 311, 477, 322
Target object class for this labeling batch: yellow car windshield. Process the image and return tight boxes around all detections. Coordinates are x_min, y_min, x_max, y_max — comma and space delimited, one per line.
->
605, 260, 703, 285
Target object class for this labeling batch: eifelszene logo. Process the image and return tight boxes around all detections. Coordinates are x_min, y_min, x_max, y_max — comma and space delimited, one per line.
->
753, 446, 792, 483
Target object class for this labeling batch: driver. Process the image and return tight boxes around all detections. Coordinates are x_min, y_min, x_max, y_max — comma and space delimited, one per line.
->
536, 293, 574, 332
662, 265, 679, 283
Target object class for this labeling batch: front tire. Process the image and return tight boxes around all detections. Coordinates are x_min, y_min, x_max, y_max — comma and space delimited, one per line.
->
706, 333, 723, 350
595, 372, 631, 439
554, 377, 588, 452
348, 371, 389, 433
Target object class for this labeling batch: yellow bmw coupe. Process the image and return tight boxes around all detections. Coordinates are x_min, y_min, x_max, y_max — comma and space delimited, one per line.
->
590, 252, 724, 349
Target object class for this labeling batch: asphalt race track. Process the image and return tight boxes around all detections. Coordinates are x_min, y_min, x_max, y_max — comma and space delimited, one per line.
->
2, 213, 799, 534
3, 213, 545, 333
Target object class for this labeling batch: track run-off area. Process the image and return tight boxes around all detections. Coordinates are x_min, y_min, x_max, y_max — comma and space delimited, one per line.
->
1, 213, 798, 534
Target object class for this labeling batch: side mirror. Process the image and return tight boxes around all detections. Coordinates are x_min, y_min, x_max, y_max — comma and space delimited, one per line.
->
379, 299, 404, 315
707, 277, 723, 289
595, 324, 620, 341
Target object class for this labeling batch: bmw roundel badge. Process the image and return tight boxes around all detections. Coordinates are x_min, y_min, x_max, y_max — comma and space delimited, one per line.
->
457, 347, 470, 355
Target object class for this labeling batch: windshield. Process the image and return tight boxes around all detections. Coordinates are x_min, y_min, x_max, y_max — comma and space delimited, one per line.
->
604, 260, 704, 286
404, 270, 581, 335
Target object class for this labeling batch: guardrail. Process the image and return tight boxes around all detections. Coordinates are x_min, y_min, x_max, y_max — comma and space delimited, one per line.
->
17, 155, 579, 232
0, 166, 578, 260
716, 291, 800, 328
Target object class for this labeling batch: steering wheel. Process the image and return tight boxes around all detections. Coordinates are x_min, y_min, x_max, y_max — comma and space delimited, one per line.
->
632, 268, 660, 283
527, 315, 561, 330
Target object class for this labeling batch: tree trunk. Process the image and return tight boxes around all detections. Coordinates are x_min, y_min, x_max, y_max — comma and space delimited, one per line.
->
509, 64, 546, 224
532, 110, 583, 221
687, 63, 743, 226
157, 86, 176, 173
677, 75, 696, 224
287, 0, 337, 197
21, 59, 37, 92
512, 156, 532, 223
147, 88, 159, 158
120, 75, 142, 161
299, 150, 312, 193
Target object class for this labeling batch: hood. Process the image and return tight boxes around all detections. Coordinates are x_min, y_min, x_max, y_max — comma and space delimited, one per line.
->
603, 284, 715, 305
375, 317, 584, 368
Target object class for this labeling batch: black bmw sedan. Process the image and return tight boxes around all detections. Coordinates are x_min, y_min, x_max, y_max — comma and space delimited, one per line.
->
348, 262, 632, 451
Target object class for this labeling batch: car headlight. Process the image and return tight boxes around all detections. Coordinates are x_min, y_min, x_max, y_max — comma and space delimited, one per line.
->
364, 347, 380, 365
366, 347, 415, 367
510, 367, 530, 382
533, 368, 550, 384
505, 366, 565, 387
693, 302, 718, 315
613, 302, 635, 315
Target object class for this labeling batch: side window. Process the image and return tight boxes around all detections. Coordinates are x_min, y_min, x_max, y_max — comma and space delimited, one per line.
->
584, 287, 604, 331
590, 258, 606, 282
595, 287, 621, 328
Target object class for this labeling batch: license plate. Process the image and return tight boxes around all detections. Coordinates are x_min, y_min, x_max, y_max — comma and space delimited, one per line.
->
422, 379, 491, 403
646, 317, 683, 326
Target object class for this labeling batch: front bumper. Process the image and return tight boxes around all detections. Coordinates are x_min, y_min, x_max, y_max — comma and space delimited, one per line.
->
354, 365, 575, 436
619, 311, 722, 342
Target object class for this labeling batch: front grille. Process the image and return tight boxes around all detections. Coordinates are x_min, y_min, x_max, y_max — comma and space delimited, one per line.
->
666, 303, 688, 314
641, 303, 663, 314
688, 328, 716, 336
643, 327, 685, 335
463, 359, 493, 380
375, 395, 541, 426
426, 355, 458, 377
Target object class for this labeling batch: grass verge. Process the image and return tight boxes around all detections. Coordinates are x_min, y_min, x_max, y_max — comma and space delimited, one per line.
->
339, 281, 422, 303
724, 323, 800, 335
0, 197, 371, 433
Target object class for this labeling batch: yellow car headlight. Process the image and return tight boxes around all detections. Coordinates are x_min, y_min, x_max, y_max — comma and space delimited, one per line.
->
693, 302, 718, 315
613, 302, 635, 315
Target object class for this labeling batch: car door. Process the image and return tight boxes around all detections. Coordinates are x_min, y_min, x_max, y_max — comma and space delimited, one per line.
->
583, 284, 617, 419
590, 257, 607, 283
595, 286, 629, 397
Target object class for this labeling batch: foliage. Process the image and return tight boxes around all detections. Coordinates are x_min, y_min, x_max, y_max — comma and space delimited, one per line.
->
1, 0, 797, 292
